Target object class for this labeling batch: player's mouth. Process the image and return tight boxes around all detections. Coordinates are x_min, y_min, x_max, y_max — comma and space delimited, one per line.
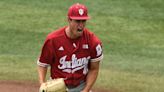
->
77, 28, 83, 32
77, 26, 83, 32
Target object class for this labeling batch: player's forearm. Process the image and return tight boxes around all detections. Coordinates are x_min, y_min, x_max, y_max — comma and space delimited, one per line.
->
37, 66, 48, 85
82, 68, 99, 92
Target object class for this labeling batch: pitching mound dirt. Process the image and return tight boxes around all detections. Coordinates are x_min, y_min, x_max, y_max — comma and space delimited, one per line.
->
0, 81, 111, 92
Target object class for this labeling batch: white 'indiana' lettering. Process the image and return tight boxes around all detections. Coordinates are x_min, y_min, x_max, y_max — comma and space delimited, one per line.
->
58, 54, 91, 74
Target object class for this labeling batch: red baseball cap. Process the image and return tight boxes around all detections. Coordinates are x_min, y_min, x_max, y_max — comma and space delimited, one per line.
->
68, 3, 90, 20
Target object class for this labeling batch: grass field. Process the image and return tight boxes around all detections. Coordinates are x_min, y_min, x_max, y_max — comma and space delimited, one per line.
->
0, 0, 164, 92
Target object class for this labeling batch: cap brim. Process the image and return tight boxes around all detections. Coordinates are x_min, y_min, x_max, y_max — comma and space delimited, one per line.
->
70, 16, 90, 20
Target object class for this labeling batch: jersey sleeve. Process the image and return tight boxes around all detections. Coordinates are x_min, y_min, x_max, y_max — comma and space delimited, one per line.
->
37, 38, 55, 67
90, 34, 103, 62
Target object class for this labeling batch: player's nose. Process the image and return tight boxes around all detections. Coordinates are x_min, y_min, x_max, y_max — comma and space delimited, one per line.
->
78, 20, 86, 26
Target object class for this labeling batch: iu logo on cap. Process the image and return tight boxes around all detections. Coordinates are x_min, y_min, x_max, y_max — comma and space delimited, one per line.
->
79, 9, 84, 15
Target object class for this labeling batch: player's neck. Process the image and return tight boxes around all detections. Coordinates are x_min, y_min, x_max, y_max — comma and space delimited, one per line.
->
65, 26, 80, 39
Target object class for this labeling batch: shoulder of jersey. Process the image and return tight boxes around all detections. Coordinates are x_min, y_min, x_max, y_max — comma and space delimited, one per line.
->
84, 28, 101, 43
46, 27, 65, 40
84, 28, 94, 36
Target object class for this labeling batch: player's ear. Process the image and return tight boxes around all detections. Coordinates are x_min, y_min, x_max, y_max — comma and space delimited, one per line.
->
67, 17, 72, 22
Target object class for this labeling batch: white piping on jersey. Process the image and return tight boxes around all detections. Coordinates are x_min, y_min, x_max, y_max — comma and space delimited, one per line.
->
90, 54, 103, 62
37, 59, 50, 67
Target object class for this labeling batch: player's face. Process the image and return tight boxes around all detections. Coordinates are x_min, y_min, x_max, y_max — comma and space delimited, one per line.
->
69, 19, 86, 38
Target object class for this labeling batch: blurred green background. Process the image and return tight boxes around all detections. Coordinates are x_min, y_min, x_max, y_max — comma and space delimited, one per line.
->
0, 0, 164, 92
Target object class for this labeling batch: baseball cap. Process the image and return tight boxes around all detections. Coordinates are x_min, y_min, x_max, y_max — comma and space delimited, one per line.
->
68, 3, 90, 20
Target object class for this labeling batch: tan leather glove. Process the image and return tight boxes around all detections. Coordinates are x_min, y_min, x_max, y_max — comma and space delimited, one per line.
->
39, 78, 67, 92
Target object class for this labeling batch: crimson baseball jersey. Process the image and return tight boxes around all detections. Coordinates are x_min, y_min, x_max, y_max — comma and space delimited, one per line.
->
37, 26, 103, 86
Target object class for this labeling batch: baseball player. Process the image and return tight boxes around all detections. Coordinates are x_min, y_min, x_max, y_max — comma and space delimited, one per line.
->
37, 3, 103, 92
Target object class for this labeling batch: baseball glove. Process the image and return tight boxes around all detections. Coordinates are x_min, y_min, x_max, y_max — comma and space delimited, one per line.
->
39, 78, 67, 92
